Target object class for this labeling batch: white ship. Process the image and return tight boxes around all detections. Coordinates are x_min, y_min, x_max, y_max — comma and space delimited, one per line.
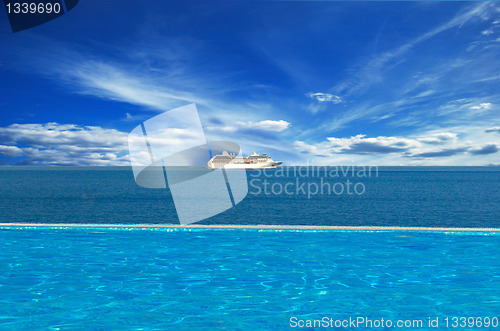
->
208, 151, 282, 169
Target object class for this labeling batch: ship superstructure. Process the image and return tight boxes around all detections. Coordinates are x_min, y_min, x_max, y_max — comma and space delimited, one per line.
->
208, 151, 282, 169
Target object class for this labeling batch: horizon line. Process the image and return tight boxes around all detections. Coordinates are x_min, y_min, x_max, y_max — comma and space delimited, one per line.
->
1, 223, 499, 233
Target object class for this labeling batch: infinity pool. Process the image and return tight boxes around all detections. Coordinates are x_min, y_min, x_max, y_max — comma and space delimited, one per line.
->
1, 227, 499, 329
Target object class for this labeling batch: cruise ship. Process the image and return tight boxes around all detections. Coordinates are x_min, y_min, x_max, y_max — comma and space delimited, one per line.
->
208, 151, 282, 169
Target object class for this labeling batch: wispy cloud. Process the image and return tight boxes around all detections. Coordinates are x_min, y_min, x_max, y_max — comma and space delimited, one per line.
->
307, 92, 342, 103
414, 90, 435, 98
59, 61, 209, 112
333, 2, 496, 96
469, 102, 492, 110
207, 119, 291, 133
305, 97, 422, 136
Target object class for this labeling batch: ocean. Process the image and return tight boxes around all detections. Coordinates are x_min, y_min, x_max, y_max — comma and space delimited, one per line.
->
0, 166, 498, 227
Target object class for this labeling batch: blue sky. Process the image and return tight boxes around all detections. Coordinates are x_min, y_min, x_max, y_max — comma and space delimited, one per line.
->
0, 1, 499, 165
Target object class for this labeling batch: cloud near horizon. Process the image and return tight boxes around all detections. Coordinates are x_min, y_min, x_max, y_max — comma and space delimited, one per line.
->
327, 134, 419, 155
470, 144, 498, 155
294, 129, 499, 165
485, 126, 500, 133
0, 120, 293, 166
418, 133, 458, 144
0, 123, 130, 166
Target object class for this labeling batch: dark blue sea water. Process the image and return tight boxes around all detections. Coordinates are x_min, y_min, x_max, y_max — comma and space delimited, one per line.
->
0, 166, 498, 227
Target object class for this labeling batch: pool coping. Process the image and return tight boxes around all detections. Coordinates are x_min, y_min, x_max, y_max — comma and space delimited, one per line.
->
0, 223, 499, 232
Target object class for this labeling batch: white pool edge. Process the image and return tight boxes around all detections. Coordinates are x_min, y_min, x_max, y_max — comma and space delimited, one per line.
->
0, 223, 499, 232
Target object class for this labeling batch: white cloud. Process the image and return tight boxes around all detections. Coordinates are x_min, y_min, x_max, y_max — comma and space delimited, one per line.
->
327, 134, 421, 154
482, 29, 494, 35
485, 126, 500, 133
293, 127, 498, 165
296, 134, 423, 157
307, 92, 342, 104
0, 123, 128, 148
418, 132, 458, 144
469, 102, 492, 110
239, 120, 291, 132
0, 122, 213, 166
19, 147, 129, 166
0, 145, 23, 157
208, 119, 291, 133
0, 123, 130, 166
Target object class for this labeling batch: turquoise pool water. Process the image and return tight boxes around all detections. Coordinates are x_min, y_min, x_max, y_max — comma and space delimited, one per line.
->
1, 227, 499, 329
